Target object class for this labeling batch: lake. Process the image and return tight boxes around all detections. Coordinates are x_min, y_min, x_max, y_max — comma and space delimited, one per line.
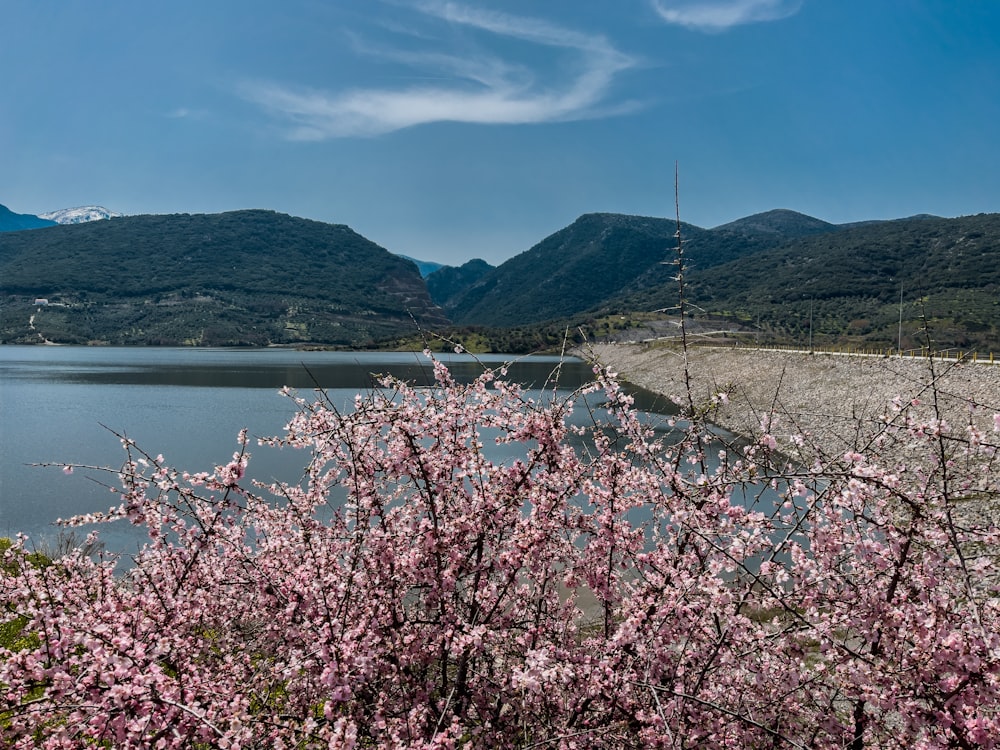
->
0, 346, 679, 554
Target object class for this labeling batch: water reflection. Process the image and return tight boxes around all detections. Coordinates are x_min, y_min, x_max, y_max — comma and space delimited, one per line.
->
0, 347, 679, 552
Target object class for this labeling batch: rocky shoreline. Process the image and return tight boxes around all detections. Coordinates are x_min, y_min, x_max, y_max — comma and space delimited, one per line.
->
582, 343, 1000, 460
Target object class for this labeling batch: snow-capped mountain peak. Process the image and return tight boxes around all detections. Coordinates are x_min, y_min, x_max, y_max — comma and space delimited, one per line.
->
38, 206, 122, 224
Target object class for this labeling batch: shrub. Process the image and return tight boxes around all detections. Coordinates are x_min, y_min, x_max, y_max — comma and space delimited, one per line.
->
1, 354, 998, 748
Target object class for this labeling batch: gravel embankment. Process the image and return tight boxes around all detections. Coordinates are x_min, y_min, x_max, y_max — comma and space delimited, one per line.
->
583, 343, 1000, 460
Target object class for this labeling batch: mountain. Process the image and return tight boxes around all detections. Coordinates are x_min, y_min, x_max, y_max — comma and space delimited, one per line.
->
0, 204, 57, 232
0, 203, 119, 232
426, 259, 494, 309
440, 210, 849, 329
627, 212, 1000, 352
39, 206, 122, 224
436, 208, 1000, 353
440, 209, 833, 327
691, 209, 843, 269
441, 214, 695, 327
711, 208, 839, 237
838, 213, 941, 229
5, 201, 998, 352
0, 210, 448, 346
396, 255, 444, 278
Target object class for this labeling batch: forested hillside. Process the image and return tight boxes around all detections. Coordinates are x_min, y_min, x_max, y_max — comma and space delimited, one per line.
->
439, 209, 845, 328
437, 209, 1000, 353
426, 259, 494, 309
442, 214, 702, 326
3, 204, 998, 352
0, 210, 447, 346
655, 212, 1000, 352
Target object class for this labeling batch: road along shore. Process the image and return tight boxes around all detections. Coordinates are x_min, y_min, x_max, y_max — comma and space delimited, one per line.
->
582, 343, 1000, 463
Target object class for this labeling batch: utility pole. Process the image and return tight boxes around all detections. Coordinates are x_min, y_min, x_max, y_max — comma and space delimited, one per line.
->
897, 280, 904, 357
809, 298, 814, 353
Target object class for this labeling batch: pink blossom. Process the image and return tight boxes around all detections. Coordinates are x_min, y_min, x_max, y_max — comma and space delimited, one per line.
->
0, 356, 996, 747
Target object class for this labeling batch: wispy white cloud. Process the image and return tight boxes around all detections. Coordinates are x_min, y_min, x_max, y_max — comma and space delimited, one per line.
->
241, 1, 637, 139
650, 0, 802, 32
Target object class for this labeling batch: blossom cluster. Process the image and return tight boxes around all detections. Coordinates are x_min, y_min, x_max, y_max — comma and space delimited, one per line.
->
1, 355, 998, 748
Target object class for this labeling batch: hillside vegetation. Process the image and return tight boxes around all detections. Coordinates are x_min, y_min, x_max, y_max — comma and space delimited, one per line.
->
440, 210, 1000, 353
3, 204, 998, 352
442, 213, 707, 326
426, 258, 494, 310
439, 209, 845, 328
0, 210, 447, 346
644, 212, 1000, 352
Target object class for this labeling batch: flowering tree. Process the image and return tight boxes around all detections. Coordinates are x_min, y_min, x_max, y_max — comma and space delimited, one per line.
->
1, 353, 998, 748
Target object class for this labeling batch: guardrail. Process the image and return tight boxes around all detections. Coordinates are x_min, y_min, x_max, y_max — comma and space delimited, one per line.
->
706, 341, 1000, 365
603, 331, 1000, 365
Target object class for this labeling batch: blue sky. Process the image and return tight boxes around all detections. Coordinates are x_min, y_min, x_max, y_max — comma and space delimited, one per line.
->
2, 1, 999, 266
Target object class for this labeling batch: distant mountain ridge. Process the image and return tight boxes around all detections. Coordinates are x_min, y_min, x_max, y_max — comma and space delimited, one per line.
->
711, 208, 838, 236
3, 201, 998, 352
426, 259, 494, 310
39, 205, 122, 224
0, 204, 57, 232
396, 254, 444, 278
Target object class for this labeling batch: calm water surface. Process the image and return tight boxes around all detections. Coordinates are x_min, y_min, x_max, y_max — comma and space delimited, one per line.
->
0, 347, 677, 553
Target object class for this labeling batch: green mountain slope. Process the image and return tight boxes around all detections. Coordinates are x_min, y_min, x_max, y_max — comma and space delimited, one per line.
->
711, 208, 839, 237
426, 259, 494, 309
445, 214, 697, 326
443, 210, 828, 328
6, 203, 998, 352
439, 208, 1000, 354
0, 210, 447, 346
628, 213, 1000, 352
698, 209, 841, 266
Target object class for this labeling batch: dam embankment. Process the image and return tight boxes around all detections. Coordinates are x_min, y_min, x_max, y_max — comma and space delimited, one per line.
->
583, 343, 1000, 459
